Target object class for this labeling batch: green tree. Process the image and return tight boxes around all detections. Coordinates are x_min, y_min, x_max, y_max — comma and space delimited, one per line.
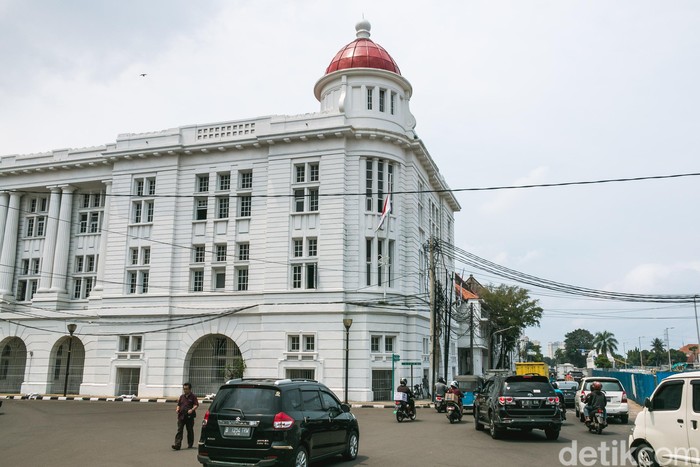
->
563, 329, 595, 368
594, 354, 613, 369
650, 338, 666, 366
593, 331, 619, 356
481, 284, 543, 369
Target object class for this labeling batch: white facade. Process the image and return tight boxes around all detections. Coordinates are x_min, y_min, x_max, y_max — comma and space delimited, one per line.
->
0, 22, 459, 401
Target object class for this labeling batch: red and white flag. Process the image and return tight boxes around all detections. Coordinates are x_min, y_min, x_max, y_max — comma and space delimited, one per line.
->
375, 194, 391, 232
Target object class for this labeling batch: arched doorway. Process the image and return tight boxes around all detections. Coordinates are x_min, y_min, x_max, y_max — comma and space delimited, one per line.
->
187, 334, 242, 395
0, 337, 27, 393
48, 336, 85, 395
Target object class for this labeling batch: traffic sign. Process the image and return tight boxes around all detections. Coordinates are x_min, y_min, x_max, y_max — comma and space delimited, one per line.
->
392, 354, 400, 362
401, 362, 420, 366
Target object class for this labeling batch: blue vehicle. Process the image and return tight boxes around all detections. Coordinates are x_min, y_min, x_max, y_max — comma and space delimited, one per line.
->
455, 375, 484, 413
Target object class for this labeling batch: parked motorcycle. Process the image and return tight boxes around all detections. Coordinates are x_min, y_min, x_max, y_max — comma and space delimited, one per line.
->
585, 408, 607, 434
445, 393, 462, 423
434, 394, 446, 413
394, 392, 416, 422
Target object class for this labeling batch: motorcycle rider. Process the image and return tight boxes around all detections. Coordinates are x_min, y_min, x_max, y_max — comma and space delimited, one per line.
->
583, 381, 607, 424
397, 378, 415, 415
446, 380, 464, 413
435, 377, 448, 399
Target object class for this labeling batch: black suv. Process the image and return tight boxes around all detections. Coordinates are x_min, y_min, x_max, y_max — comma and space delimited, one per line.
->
197, 378, 359, 467
473, 374, 562, 440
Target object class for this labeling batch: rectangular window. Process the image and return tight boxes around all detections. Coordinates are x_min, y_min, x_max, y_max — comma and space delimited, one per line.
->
86, 255, 95, 272
307, 238, 317, 257
385, 336, 395, 353
128, 272, 137, 294
135, 180, 145, 197
145, 201, 154, 223
308, 188, 319, 212
192, 270, 204, 292
309, 163, 319, 182
390, 92, 395, 115
140, 272, 149, 293
119, 336, 130, 352
238, 243, 250, 261
142, 248, 150, 265
366, 239, 372, 286
239, 171, 253, 190
193, 245, 205, 263
21, 259, 29, 275
131, 336, 143, 352
379, 89, 385, 112
293, 239, 303, 258
215, 244, 227, 262
214, 270, 226, 290
133, 202, 143, 223
289, 335, 300, 352
306, 263, 317, 289
371, 336, 381, 353
79, 214, 88, 233
295, 165, 305, 183
147, 179, 156, 196
236, 267, 249, 291
31, 258, 40, 274
195, 198, 208, 220
36, 217, 45, 236
367, 88, 373, 110
294, 189, 305, 213
73, 278, 83, 299
365, 160, 373, 211
130, 248, 139, 265
304, 335, 315, 352
238, 196, 251, 217
197, 174, 209, 192
217, 197, 230, 219
75, 256, 84, 273
25, 218, 34, 237
292, 264, 302, 289
218, 172, 231, 191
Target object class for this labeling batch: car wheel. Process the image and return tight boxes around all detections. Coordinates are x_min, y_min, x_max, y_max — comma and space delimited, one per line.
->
289, 445, 308, 467
545, 427, 560, 440
575, 406, 579, 418
620, 414, 629, 424
343, 431, 359, 460
489, 413, 503, 440
474, 411, 484, 431
635, 443, 659, 467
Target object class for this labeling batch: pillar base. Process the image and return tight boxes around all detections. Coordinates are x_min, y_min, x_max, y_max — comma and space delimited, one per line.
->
30, 291, 71, 309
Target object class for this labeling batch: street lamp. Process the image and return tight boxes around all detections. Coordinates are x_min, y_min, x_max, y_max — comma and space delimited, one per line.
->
638, 335, 646, 371
63, 323, 77, 397
343, 319, 353, 404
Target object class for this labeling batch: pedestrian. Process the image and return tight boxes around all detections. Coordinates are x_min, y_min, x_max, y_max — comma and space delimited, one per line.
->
172, 382, 199, 450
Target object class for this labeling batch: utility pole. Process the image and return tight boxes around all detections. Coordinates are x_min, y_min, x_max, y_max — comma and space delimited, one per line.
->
469, 302, 475, 375
428, 238, 437, 400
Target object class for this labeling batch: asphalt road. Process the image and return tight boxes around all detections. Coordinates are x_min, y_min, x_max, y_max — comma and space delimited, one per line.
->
0, 400, 636, 467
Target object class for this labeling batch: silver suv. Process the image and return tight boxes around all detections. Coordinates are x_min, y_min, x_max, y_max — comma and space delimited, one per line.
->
574, 376, 629, 424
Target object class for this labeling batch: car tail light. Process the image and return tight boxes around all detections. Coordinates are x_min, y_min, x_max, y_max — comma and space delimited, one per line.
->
546, 397, 559, 405
498, 396, 515, 405
202, 410, 210, 427
622, 391, 627, 403
580, 390, 586, 399
273, 412, 295, 430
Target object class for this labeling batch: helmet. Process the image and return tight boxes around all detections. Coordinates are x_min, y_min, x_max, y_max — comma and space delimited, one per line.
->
591, 381, 602, 391
438, 377, 446, 384
450, 380, 459, 388
400, 378, 407, 386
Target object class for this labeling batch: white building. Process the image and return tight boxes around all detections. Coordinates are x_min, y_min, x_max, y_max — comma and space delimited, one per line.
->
0, 21, 459, 401
548, 341, 564, 359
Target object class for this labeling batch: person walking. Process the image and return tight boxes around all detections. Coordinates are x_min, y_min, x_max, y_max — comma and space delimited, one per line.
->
172, 382, 199, 450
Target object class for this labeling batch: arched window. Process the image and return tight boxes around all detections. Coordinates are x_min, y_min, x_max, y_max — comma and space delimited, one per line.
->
187, 334, 243, 395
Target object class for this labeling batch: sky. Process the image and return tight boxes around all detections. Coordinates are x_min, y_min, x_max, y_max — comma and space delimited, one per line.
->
1, 0, 699, 355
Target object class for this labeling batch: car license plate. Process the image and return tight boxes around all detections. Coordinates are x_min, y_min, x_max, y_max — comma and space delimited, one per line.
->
521, 400, 532, 407
224, 426, 251, 437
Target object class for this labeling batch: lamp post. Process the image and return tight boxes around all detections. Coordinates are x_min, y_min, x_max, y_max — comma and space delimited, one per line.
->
638, 335, 645, 371
63, 323, 77, 397
343, 319, 353, 404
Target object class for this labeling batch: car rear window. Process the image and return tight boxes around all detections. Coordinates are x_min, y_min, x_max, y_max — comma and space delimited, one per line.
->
557, 382, 578, 390
502, 381, 555, 395
212, 386, 282, 413
585, 380, 623, 392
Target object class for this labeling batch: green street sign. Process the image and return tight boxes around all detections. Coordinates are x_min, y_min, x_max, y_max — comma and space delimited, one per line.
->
401, 362, 421, 366
392, 354, 400, 362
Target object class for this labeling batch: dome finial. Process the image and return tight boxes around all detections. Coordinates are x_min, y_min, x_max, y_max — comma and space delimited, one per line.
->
355, 19, 371, 39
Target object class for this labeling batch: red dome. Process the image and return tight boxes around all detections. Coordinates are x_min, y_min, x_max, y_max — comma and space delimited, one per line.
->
325, 38, 401, 75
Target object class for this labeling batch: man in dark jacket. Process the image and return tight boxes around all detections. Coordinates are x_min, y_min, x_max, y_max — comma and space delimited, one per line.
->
172, 382, 199, 450
396, 378, 415, 415
583, 381, 607, 423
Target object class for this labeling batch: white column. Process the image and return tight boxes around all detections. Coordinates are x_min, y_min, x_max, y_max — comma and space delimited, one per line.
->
92, 180, 112, 293
38, 187, 62, 292
50, 185, 75, 293
0, 192, 8, 254
0, 192, 22, 295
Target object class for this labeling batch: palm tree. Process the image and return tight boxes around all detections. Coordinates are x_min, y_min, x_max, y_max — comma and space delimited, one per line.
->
651, 338, 666, 366
593, 331, 619, 357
